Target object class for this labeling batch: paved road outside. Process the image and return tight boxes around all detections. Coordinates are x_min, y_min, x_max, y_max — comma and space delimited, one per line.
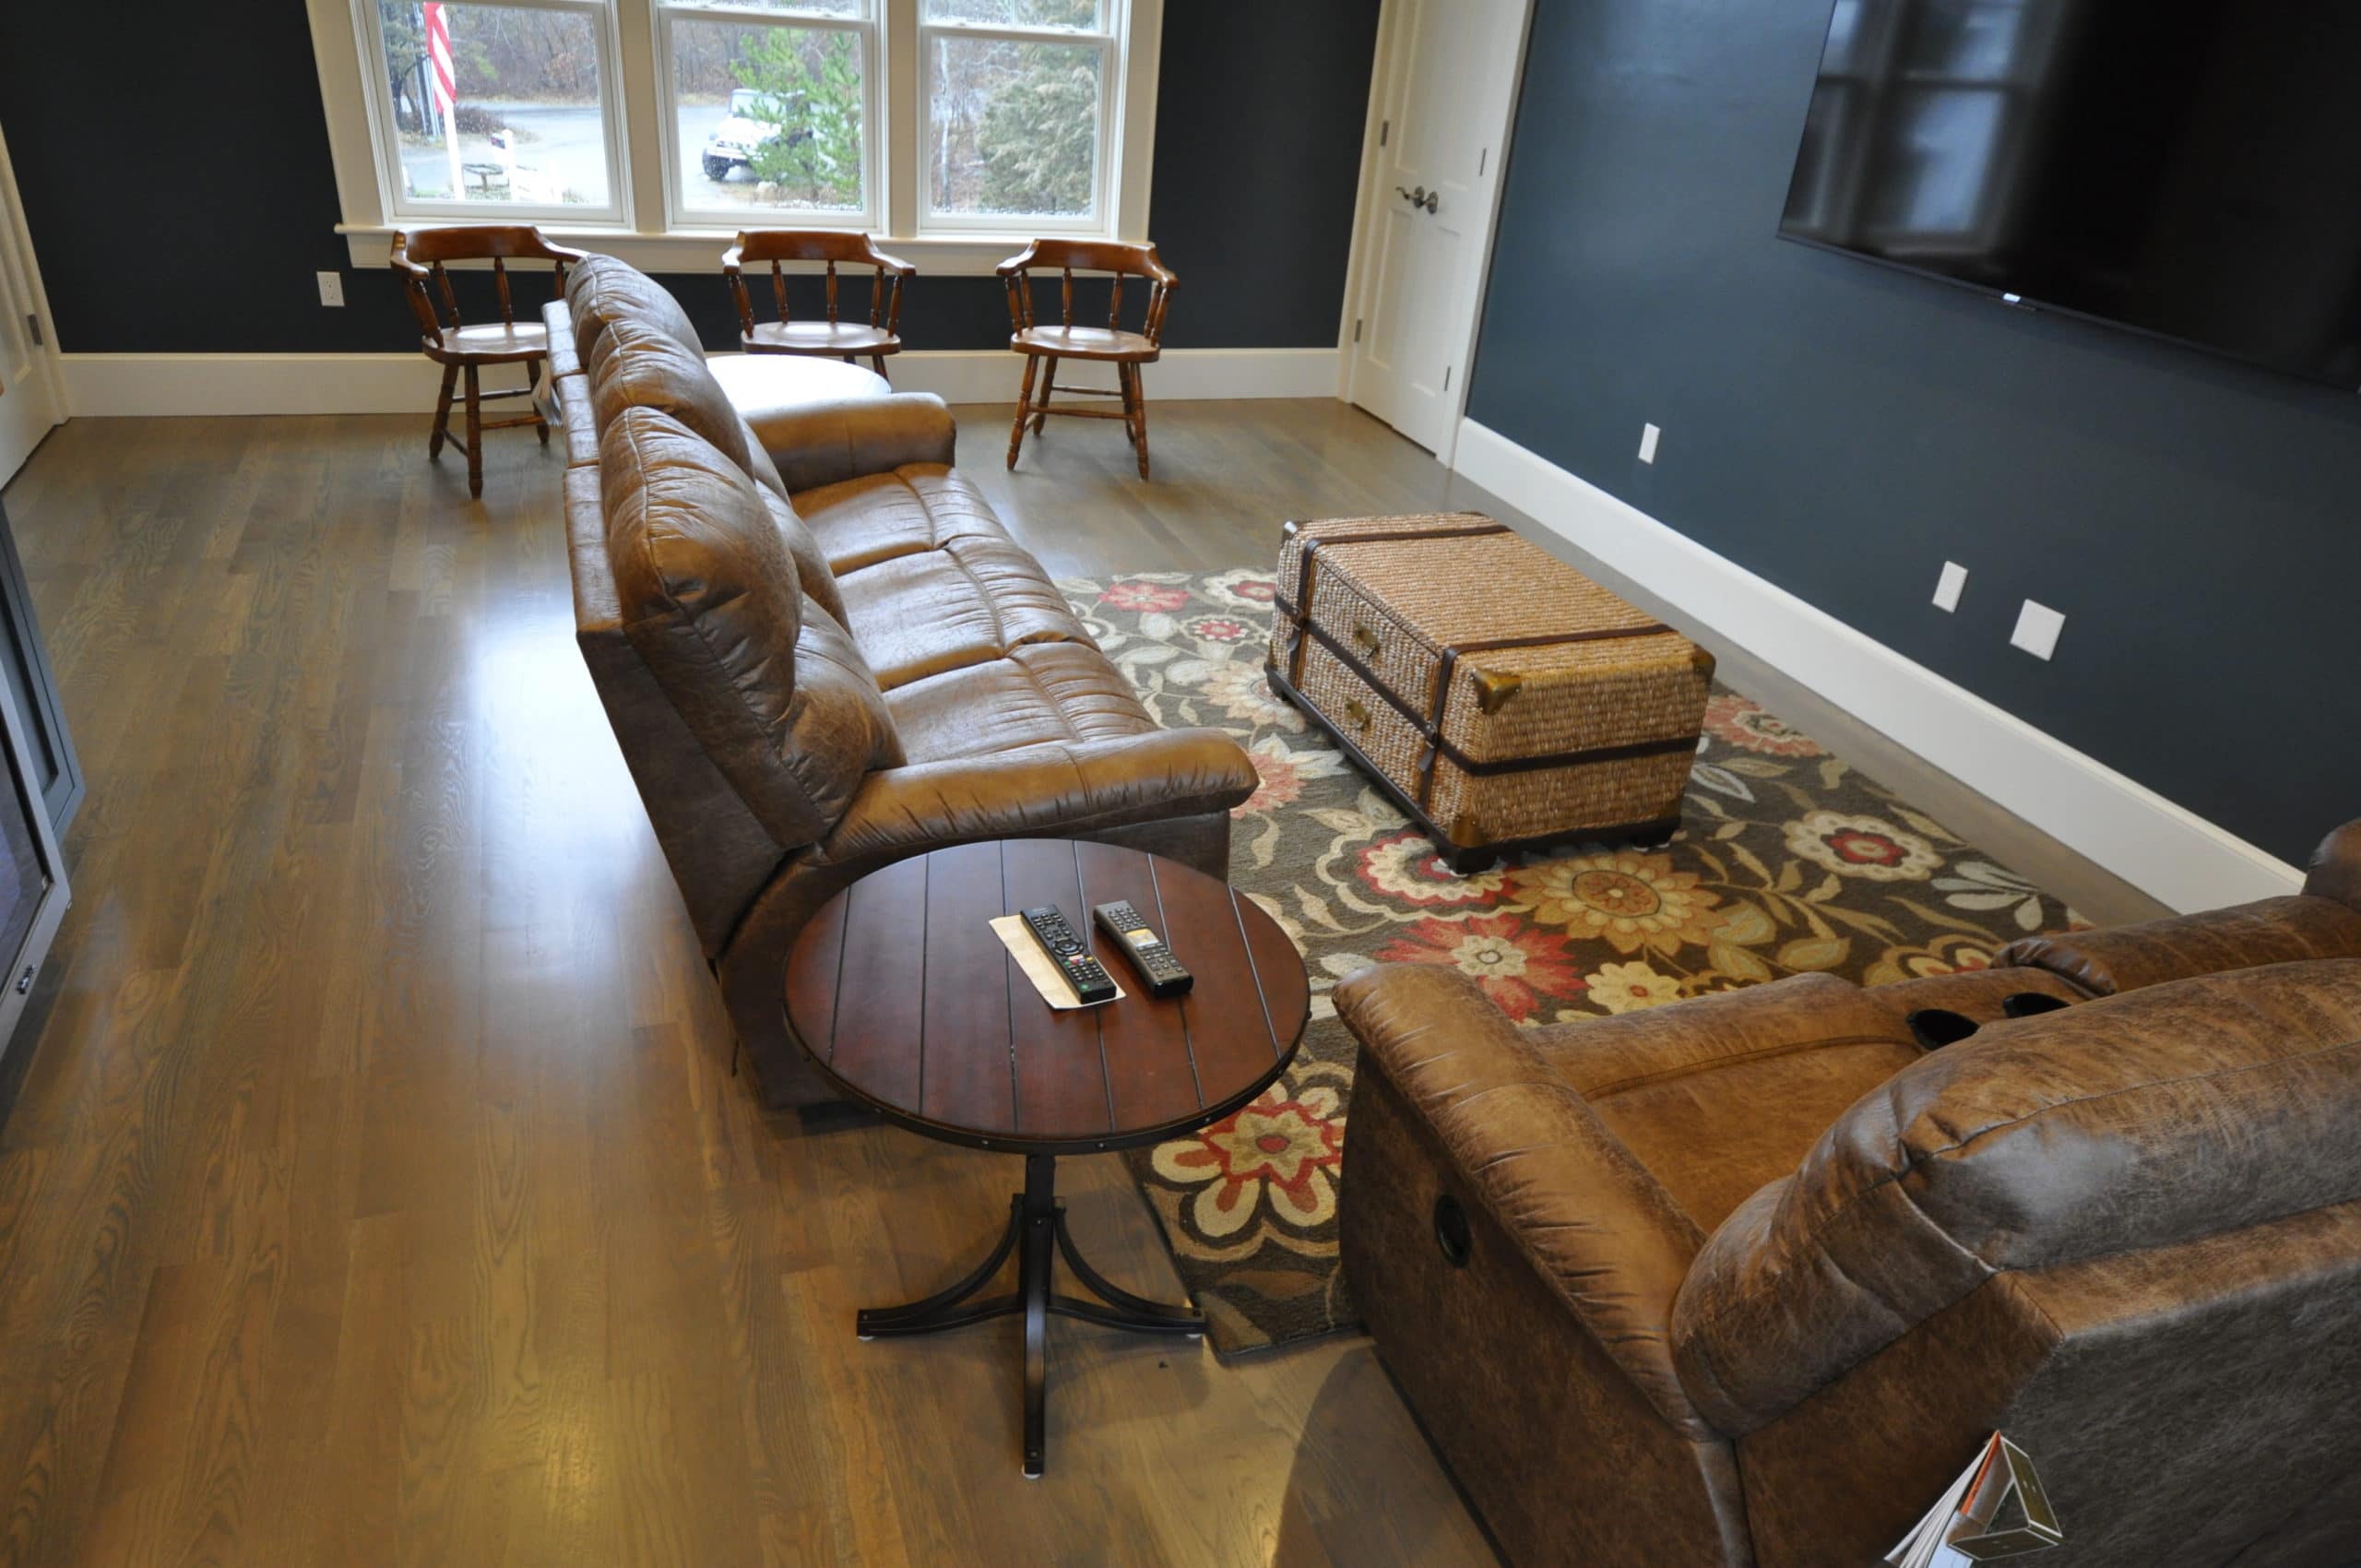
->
398, 101, 845, 214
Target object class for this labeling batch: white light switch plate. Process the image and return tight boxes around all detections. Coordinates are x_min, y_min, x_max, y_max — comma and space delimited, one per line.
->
1638, 423, 1661, 464
2011, 600, 2066, 660
316, 270, 344, 307
1932, 561, 1968, 612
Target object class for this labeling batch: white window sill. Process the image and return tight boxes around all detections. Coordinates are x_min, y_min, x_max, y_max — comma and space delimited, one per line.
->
338, 224, 1070, 278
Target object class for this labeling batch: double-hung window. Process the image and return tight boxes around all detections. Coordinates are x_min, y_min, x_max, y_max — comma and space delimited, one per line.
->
320, 0, 1158, 265
354, 0, 630, 223
917, 2, 1121, 232
658, 2, 884, 229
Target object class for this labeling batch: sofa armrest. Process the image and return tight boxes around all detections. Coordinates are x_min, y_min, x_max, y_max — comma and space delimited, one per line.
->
813, 727, 1255, 865
739, 394, 958, 494
1334, 963, 1718, 1440
1999, 894, 2361, 996
2307, 819, 2361, 912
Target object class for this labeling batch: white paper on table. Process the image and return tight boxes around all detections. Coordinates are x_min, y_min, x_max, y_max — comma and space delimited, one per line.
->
990, 915, 1126, 1010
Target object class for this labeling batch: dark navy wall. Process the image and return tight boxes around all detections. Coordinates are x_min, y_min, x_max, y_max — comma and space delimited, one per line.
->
1466, 0, 2361, 865
0, 2, 1377, 355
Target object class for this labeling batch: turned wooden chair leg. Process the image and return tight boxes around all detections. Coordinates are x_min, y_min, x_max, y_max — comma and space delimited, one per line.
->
429, 362, 458, 459
528, 359, 550, 446
1129, 363, 1152, 481
871, 354, 889, 382
1006, 355, 1040, 470
1033, 355, 1059, 434
463, 363, 484, 500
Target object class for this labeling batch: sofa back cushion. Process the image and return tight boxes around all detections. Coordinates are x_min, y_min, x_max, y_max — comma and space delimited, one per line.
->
1669, 957, 2361, 1433
599, 406, 900, 848
587, 313, 792, 500
566, 253, 702, 362
583, 312, 849, 624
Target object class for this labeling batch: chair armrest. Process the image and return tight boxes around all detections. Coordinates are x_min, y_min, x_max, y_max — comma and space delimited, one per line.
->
1999, 894, 2361, 996
2306, 819, 2361, 912
739, 394, 958, 494
814, 728, 1256, 866
1334, 963, 1717, 1439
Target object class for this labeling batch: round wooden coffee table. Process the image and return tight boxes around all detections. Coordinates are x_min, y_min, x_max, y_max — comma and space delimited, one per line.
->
784, 838, 1311, 1478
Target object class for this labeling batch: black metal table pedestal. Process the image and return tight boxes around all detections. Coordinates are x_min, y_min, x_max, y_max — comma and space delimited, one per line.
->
856, 1152, 1204, 1477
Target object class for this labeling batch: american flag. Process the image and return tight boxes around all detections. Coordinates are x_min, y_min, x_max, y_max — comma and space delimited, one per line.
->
424, 4, 457, 121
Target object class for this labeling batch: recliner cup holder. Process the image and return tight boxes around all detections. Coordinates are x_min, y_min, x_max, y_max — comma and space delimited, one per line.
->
2003, 991, 2072, 1019
1433, 1194, 1473, 1267
1907, 1008, 1981, 1050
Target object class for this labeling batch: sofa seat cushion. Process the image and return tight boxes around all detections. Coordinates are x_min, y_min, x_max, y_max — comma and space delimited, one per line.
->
793, 468, 1012, 575
888, 643, 1157, 763
1540, 973, 1922, 1231
835, 535, 1093, 690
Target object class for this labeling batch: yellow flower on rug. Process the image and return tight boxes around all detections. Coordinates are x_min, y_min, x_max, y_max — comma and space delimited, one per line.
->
1585, 960, 1684, 1014
1507, 849, 1726, 956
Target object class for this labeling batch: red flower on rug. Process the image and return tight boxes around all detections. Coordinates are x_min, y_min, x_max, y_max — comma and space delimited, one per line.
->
1151, 1083, 1345, 1239
1373, 911, 1586, 1022
1703, 693, 1823, 757
1185, 615, 1252, 644
1099, 580, 1191, 613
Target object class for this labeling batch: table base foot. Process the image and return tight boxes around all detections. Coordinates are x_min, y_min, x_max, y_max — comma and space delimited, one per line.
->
856, 1152, 1203, 1476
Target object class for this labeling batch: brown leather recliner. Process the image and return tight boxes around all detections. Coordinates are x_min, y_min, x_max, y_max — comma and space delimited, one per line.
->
1336, 821, 2361, 1568
548, 257, 1257, 1105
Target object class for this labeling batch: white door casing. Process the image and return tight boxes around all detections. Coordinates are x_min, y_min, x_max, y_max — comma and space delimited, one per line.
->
0, 123, 63, 485
1344, 0, 1534, 461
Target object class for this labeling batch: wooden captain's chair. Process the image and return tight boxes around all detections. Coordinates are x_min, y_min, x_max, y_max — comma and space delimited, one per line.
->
997, 240, 1177, 480
390, 226, 587, 500
721, 230, 914, 380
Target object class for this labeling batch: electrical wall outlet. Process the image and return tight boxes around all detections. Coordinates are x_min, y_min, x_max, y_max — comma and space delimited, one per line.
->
2011, 600, 2066, 660
1638, 422, 1661, 464
316, 271, 345, 307
1932, 561, 1968, 612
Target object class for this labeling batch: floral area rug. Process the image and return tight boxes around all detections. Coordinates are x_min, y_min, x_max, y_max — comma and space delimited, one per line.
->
1064, 571, 2078, 1355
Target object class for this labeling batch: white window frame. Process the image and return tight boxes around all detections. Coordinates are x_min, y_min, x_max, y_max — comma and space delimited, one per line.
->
351, 0, 635, 227
308, 0, 1163, 276
913, 3, 1124, 237
653, 2, 885, 234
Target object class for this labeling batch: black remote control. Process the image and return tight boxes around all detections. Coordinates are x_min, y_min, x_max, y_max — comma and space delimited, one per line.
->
1093, 901, 1193, 999
1018, 905, 1119, 1005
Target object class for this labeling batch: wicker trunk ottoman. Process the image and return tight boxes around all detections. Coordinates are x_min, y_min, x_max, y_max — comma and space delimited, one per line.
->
1267, 513, 1713, 873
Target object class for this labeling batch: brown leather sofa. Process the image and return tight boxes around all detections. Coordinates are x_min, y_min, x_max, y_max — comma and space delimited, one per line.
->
1337, 820, 2361, 1568
547, 257, 1256, 1104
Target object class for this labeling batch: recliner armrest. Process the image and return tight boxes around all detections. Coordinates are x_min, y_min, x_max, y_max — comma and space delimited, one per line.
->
1999, 894, 2361, 996
739, 394, 958, 494
2307, 819, 2361, 913
1334, 963, 1718, 1440
813, 728, 1255, 865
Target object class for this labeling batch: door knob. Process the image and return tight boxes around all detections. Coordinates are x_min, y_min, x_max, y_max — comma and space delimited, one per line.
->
1395, 184, 1439, 214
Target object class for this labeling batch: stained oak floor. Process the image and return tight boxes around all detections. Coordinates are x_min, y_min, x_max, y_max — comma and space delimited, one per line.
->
0, 398, 2166, 1568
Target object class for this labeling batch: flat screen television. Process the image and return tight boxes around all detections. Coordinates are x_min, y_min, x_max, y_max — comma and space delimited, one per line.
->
1779, 0, 2361, 387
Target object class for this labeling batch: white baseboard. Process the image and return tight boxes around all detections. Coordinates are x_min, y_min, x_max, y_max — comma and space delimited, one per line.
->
1453, 418, 2304, 915
54, 346, 1340, 419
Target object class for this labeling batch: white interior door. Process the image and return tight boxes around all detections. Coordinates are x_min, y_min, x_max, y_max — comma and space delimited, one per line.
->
1347, 0, 1531, 457
0, 125, 62, 486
